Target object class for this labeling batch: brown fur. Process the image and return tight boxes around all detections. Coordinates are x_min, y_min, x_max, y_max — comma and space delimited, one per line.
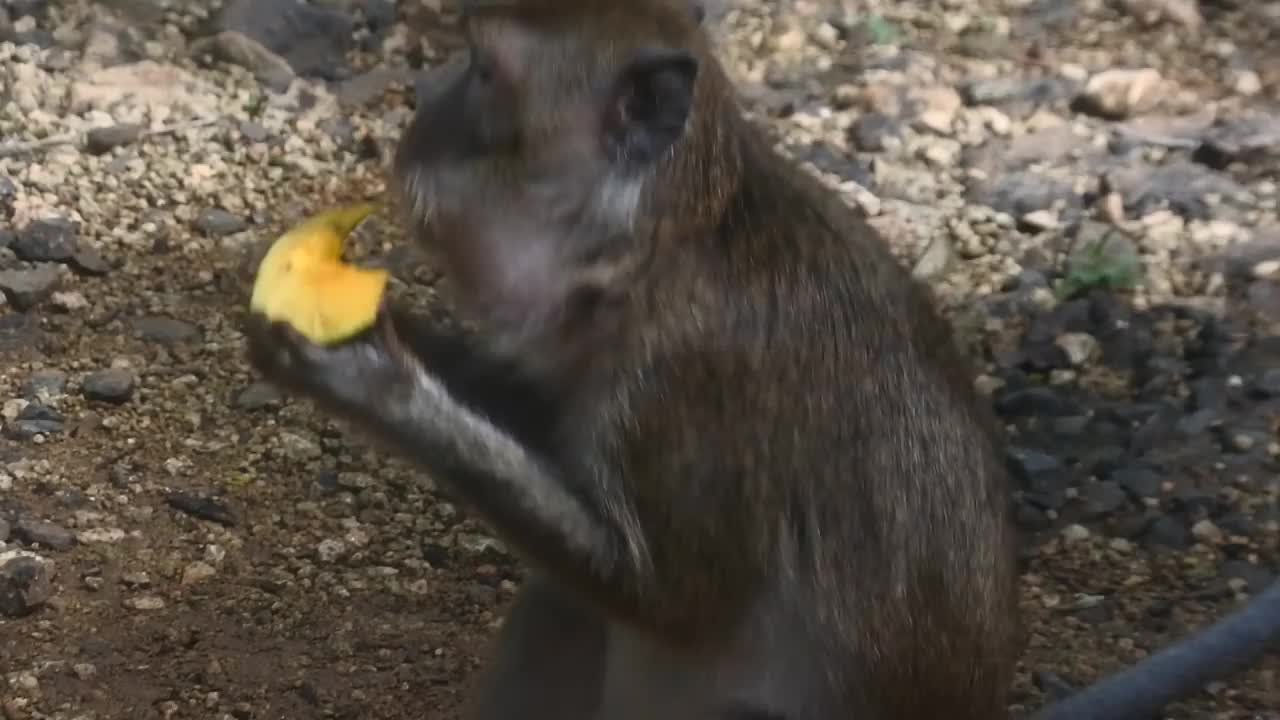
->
252, 0, 1021, 717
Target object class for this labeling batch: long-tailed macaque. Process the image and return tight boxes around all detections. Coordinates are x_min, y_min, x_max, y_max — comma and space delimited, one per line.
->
246, 1, 1280, 718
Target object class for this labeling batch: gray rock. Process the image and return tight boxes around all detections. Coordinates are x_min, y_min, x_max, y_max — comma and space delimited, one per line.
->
12, 518, 75, 550
0, 517, 9, 543
23, 369, 67, 398
0, 555, 54, 617
960, 77, 1077, 107
1219, 560, 1275, 595
215, 0, 355, 80
0, 175, 16, 200
194, 208, 247, 237
14, 217, 78, 262
1194, 112, 1280, 169
995, 387, 1082, 417
70, 246, 113, 276
0, 229, 12, 249
1111, 465, 1163, 499
197, 30, 296, 93
967, 171, 1080, 218
0, 265, 61, 311
6, 402, 65, 439
133, 316, 200, 343
82, 368, 136, 404
1006, 446, 1063, 481
849, 112, 901, 152
86, 123, 144, 154
318, 116, 357, 148
1109, 160, 1248, 220
1078, 481, 1129, 520
1145, 516, 1192, 549
336, 66, 411, 107
1254, 368, 1280, 397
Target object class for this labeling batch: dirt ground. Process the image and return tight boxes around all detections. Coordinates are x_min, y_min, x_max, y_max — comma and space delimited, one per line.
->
2, 0, 1279, 718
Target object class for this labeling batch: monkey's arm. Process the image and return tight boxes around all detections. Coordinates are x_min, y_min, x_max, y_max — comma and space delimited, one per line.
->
378, 305, 557, 446
245, 309, 623, 585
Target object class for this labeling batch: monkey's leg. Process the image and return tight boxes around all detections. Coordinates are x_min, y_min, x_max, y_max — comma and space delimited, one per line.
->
467, 576, 607, 720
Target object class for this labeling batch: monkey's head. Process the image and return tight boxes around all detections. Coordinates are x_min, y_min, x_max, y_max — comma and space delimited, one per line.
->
392, 0, 716, 349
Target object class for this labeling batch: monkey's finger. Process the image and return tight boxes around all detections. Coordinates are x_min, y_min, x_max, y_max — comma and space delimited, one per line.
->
243, 313, 294, 377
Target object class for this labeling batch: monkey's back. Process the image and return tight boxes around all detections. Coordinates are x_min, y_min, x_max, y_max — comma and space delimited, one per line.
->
600, 129, 1020, 719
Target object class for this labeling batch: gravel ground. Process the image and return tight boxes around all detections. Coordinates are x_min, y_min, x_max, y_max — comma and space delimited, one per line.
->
1, 0, 1278, 718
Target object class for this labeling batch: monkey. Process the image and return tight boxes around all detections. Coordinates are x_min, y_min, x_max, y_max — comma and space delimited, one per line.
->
244, 0, 1280, 718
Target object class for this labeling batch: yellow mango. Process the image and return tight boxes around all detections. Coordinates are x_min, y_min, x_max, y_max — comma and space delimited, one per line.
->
249, 201, 389, 345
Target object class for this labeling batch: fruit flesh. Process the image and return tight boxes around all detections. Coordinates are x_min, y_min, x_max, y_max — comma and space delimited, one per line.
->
249, 202, 389, 345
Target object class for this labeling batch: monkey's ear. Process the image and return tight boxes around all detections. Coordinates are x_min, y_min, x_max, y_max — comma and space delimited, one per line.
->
603, 49, 699, 167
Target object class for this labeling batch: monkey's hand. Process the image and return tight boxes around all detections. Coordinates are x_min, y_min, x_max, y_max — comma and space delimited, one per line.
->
244, 301, 415, 419
243, 304, 618, 586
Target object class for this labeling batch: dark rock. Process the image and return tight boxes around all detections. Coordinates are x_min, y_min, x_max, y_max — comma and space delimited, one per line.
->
198, 30, 296, 92
239, 120, 270, 143
994, 387, 1082, 417
1110, 465, 1163, 500
12, 517, 74, 549
193, 208, 247, 237
1182, 376, 1223, 409
1077, 481, 1128, 520
1080, 444, 1127, 477
1110, 161, 1248, 220
1192, 112, 1280, 170
0, 556, 54, 617
792, 144, 874, 190
1175, 408, 1220, 437
85, 123, 143, 154
70, 246, 113, 276
235, 381, 282, 410
967, 170, 1079, 217
0, 313, 40, 352
215, 0, 355, 80
1145, 516, 1192, 549
14, 217, 78, 262
359, 0, 397, 30
82, 368, 136, 404
0, 265, 60, 311
849, 112, 901, 152
1218, 560, 1274, 594
1050, 415, 1090, 436
1216, 512, 1257, 538
336, 66, 410, 107
1018, 340, 1071, 372
167, 492, 237, 527
1006, 447, 1063, 479
1112, 509, 1158, 539
1252, 368, 1280, 397
1073, 602, 1113, 625
1014, 501, 1052, 531
318, 116, 356, 148
1171, 487, 1218, 518
132, 316, 200, 343
22, 369, 67, 398
0, 229, 13, 249
0, 175, 15, 200
6, 402, 65, 438
960, 77, 1076, 106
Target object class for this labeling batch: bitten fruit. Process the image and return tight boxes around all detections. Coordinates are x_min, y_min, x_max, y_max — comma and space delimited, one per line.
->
249, 201, 389, 345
